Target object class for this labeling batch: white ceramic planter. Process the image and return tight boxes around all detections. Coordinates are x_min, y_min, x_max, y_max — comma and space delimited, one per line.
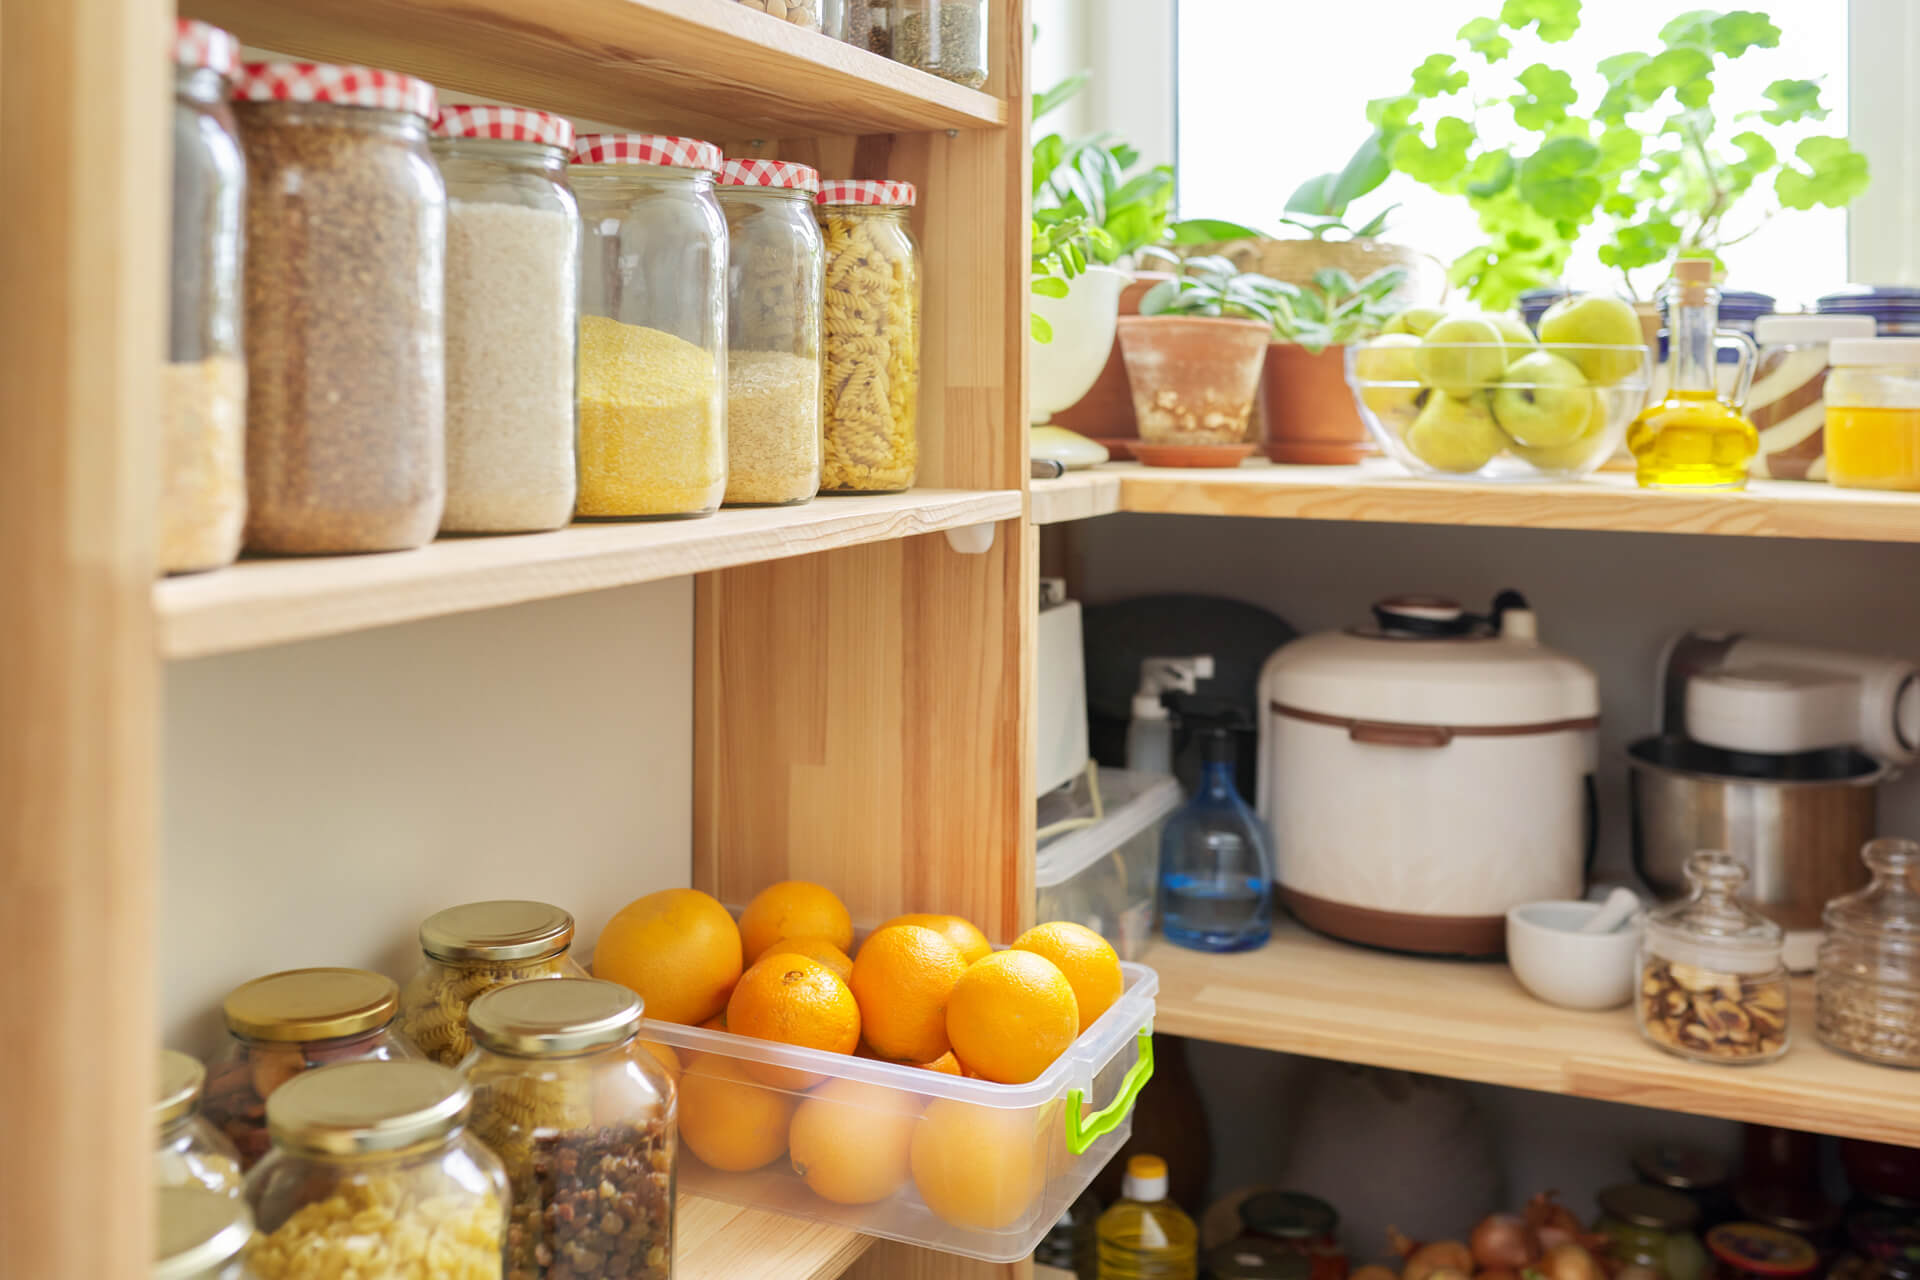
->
1029, 266, 1126, 425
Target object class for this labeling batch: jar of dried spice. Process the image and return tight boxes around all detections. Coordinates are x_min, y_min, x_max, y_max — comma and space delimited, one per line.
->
817, 180, 921, 493
201, 967, 417, 1170
871, 0, 988, 87
156, 1049, 244, 1195
232, 62, 447, 554
719, 158, 824, 506
570, 134, 728, 519
398, 899, 589, 1067
244, 1061, 508, 1280
1816, 837, 1920, 1068
164, 20, 247, 575
465, 978, 677, 1279
156, 1184, 256, 1279
1637, 852, 1791, 1065
823, 0, 874, 47
431, 105, 581, 534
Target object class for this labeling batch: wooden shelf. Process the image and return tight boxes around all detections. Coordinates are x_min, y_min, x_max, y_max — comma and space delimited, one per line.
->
1031, 470, 1121, 526
1147, 927, 1920, 1147
681, 1193, 870, 1280
158, 489, 1020, 659
180, 0, 1007, 137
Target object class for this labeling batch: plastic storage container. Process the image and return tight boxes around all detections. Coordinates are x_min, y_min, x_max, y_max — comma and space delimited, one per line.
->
1637, 852, 1790, 1065
397, 899, 588, 1067
1747, 314, 1876, 481
1824, 338, 1920, 492
431, 105, 580, 533
155, 1184, 255, 1279
817, 180, 921, 492
156, 1049, 244, 1195
1035, 767, 1181, 962
233, 62, 446, 554
1816, 837, 1920, 1068
1597, 1183, 1710, 1280
732, 0, 822, 28
570, 133, 728, 519
871, 0, 988, 87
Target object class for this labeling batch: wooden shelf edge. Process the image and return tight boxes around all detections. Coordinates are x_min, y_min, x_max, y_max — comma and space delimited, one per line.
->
1030, 471, 1122, 525
680, 1193, 873, 1280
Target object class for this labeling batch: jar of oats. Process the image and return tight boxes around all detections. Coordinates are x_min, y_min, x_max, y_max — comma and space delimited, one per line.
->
155, 1049, 244, 1195
244, 1061, 508, 1280
397, 899, 588, 1067
233, 62, 447, 554
719, 158, 824, 506
1816, 837, 1920, 1068
155, 1184, 256, 1279
817, 180, 921, 493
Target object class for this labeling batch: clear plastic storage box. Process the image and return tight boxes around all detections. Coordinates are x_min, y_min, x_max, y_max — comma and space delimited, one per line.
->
1036, 768, 1181, 962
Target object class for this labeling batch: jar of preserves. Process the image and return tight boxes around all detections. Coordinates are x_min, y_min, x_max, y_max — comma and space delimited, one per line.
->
570, 133, 728, 519
156, 1049, 244, 1194
1237, 1190, 1349, 1280
719, 158, 824, 507
155, 1184, 255, 1280
1635, 1143, 1734, 1229
817, 180, 921, 492
1637, 851, 1790, 1065
1207, 1238, 1314, 1280
1599, 1183, 1711, 1280
1843, 1209, 1920, 1280
233, 62, 446, 554
1817, 837, 1920, 1067
871, 0, 988, 87
164, 20, 247, 575
397, 899, 589, 1067
465, 978, 677, 1278
1825, 339, 1920, 491
431, 105, 581, 534
1706, 1224, 1818, 1280
1747, 314, 1876, 481
201, 967, 416, 1169
244, 1061, 508, 1279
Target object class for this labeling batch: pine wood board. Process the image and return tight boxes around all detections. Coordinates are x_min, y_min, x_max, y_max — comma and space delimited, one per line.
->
680, 1193, 872, 1280
1031, 471, 1123, 525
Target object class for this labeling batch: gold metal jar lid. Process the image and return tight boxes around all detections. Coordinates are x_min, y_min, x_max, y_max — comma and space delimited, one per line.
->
419, 900, 576, 963
469, 977, 643, 1057
154, 1049, 205, 1128
267, 1060, 470, 1157
154, 1184, 253, 1279
223, 967, 400, 1043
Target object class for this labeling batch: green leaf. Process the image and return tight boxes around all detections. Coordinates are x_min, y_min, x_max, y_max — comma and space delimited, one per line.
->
1349, 204, 1398, 239
1367, 94, 1420, 131
1328, 131, 1393, 208
1457, 16, 1512, 61
1032, 71, 1089, 122
1657, 9, 1720, 48
1598, 219, 1682, 270
1761, 78, 1827, 124
1631, 47, 1715, 108
1595, 51, 1649, 122
1030, 275, 1070, 298
1776, 135, 1871, 210
1390, 116, 1474, 186
1166, 218, 1266, 245
1597, 125, 1644, 172
1725, 129, 1777, 191
1312, 267, 1358, 297
1707, 10, 1781, 56
1284, 173, 1338, 217
1030, 313, 1053, 343
1499, 0, 1581, 43
1517, 136, 1603, 221
1509, 63, 1578, 131
1411, 54, 1470, 97
1466, 150, 1516, 199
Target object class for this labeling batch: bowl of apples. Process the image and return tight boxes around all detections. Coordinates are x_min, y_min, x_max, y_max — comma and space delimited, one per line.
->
1346, 295, 1651, 482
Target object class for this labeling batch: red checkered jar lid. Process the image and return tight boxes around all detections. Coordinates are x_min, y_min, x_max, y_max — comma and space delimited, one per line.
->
816, 180, 917, 207
433, 105, 574, 150
570, 134, 723, 173
174, 20, 238, 77
719, 158, 821, 194
233, 62, 438, 121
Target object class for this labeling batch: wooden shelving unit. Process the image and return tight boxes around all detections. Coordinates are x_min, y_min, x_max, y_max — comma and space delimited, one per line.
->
680, 1194, 871, 1280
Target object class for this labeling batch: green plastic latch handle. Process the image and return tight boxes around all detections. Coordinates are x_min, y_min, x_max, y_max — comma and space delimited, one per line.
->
1064, 1029, 1154, 1156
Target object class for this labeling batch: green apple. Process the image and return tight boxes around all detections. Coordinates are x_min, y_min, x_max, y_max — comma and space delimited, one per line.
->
1384, 305, 1448, 337
1511, 392, 1609, 472
1483, 311, 1539, 362
1405, 392, 1506, 473
1538, 293, 1644, 385
1412, 315, 1508, 398
1353, 334, 1425, 429
1491, 350, 1592, 448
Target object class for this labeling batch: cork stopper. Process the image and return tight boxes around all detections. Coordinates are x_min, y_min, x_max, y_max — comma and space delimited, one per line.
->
1673, 257, 1714, 305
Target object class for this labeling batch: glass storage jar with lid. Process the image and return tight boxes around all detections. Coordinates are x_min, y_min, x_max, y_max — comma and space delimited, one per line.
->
431, 105, 581, 534
1823, 338, 1920, 492
817, 180, 921, 493
719, 158, 824, 507
1816, 837, 1920, 1067
1637, 851, 1790, 1065
244, 1061, 507, 1279
201, 967, 416, 1170
870, 0, 988, 86
465, 978, 677, 1278
1746, 314, 1876, 481
570, 133, 728, 519
822, 0, 874, 46
397, 899, 589, 1067
165, 20, 247, 575
1599, 1183, 1711, 1280
1707, 1224, 1819, 1280
730, 0, 823, 29
232, 62, 447, 554
156, 1049, 244, 1194
156, 1184, 256, 1280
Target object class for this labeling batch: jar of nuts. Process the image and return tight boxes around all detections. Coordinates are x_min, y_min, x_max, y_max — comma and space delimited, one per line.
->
1638, 852, 1791, 1065
732, 0, 823, 30
1816, 837, 1920, 1068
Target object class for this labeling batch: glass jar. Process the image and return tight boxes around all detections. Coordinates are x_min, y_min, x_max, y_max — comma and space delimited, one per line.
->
466, 977, 677, 1278
823, 0, 874, 47
155, 1184, 255, 1279
233, 63, 446, 554
1816, 837, 1920, 1067
817, 181, 921, 492
1237, 1190, 1348, 1280
570, 133, 728, 519
1599, 1183, 1711, 1280
1820, 287, 1920, 338
244, 1061, 508, 1279
871, 0, 988, 87
731, 0, 823, 29
431, 106, 581, 534
164, 21, 247, 575
1707, 1224, 1818, 1280
1843, 1209, 1920, 1280
1747, 315, 1876, 481
201, 967, 416, 1170
1824, 339, 1920, 492
156, 1049, 244, 1194
1635, 1143, 1734, 1229
719, 159, 825, 507
397, 899, 589, 1067
1208, 1239, 1315, 1280
1637, 851, 1790, 1065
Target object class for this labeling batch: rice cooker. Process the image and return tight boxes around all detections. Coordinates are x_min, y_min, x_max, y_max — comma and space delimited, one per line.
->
1257, 591, 1598, 956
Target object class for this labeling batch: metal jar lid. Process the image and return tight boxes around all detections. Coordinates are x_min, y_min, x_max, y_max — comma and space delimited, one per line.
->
1706, 1223, 1818, 1277
1240, 1189, 1339, 1239
1600, 1183, 1701, 1230
223, 967, 400, 1042
469, 977, 643, 1057
154, 1185, 253, 1279
266, 1060, 470, 1157
154, 1049, 205, 1129
1634, 1142, 1730, 1192
420, 900, 576, 964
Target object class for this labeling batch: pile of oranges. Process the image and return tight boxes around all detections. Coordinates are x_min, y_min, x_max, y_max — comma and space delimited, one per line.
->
591, 881, 1125, 1230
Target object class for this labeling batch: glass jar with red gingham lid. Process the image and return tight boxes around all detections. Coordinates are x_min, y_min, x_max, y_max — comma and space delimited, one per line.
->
569, 134, 728, 519
816, 180, 921, 492
232, 61, 448, 554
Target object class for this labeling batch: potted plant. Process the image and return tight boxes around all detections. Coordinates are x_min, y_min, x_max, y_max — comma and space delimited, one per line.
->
1029, 211, 1126, 427
1259, 266, 1408, 464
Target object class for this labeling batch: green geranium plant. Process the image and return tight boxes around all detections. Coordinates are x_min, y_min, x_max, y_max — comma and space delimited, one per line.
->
1269, 266, 1409, 353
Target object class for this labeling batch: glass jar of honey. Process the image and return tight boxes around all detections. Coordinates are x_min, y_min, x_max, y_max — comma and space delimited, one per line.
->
1824, 339, 1920, 491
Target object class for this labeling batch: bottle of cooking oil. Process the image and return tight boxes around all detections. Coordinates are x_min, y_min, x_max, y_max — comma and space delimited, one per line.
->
1096, 1154, 1198, 1279
1628, 257, 1759, 488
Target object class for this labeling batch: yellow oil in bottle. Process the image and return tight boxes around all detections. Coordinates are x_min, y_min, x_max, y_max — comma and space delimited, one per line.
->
1097, 1155, 1197, 1280
1628, 388, 1758, 489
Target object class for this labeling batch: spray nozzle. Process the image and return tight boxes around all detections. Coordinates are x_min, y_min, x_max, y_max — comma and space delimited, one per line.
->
1132, 655, 1215, 722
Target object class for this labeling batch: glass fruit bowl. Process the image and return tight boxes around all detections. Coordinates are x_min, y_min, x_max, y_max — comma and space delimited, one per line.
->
1345, 341, 1652, 481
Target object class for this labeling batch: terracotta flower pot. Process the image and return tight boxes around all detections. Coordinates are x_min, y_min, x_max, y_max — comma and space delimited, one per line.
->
1116, 315, 1270, 446
1048, 272, 1175, 455
1258, 342, 1377, 465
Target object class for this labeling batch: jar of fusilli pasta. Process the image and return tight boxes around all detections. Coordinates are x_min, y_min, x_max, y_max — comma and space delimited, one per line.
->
719, 158, 824, 507
398, 900, 588, 1067
817, 180, 921, 493
466, 978, 677, 1279
244, 1061, 508, 1280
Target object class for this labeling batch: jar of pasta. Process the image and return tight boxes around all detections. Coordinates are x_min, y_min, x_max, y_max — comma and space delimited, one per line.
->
156, 1184, 256, 1279
397, 899, 588, 1067
817, 180, 921, 493
1825, 338, 1920, 491
244, 1061, 508, 1280
570, 134, 728, 519
156, 1049, 244, 1194
201, 968, 416, 1170
719, 158, 824, 506
466, 978, 677, 1278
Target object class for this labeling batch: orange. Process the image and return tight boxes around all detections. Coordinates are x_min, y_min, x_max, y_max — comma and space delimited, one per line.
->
1011, 921, 1123, 1029
849, 925, 968, 1064
726, 953, 861, 1090
635, 1039, 682, 1084
678, 1056, 797, 1172
763, 935, 854, 983
789, 1078, 923, 1205
738, 881, 853, 965
855, 1043, 963, 1076
946, 951, 1079, 1084
593, 888, 742, 1026
910, 1098, 1047, 1230
872, 913, 992, 966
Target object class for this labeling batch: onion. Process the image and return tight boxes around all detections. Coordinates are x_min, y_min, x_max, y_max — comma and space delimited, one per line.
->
1354, 1267, 1401, 1280
1471, 1214, 1541, 1270
1536, 1243, 1602, 1280
1404, 1241, 1476, 1280
1476, 1269, 1522, 1280
1614, 1267, 1660, 1280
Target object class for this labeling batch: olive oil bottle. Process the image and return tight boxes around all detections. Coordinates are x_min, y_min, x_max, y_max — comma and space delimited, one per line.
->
1628, 258, 1759, 488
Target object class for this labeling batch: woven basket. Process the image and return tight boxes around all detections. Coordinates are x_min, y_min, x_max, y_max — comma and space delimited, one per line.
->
1180, 237, 1439, 309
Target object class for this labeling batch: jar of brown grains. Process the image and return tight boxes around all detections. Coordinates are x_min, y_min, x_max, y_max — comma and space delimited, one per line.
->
397, 899, 589, 1067
232, 62, 447, 554
817, 180, 921, 493
1637, 851, 1790, 1066
465, 978, 677, 1280
1816, 837, 1920, 1068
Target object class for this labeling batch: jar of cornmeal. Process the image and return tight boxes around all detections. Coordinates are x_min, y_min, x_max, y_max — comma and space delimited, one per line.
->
1826, 338, 1920, 491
